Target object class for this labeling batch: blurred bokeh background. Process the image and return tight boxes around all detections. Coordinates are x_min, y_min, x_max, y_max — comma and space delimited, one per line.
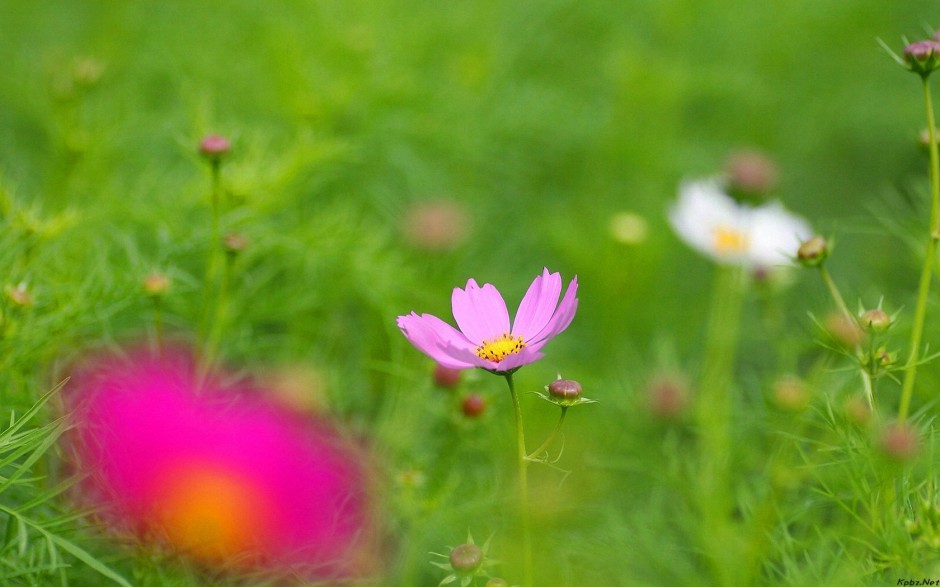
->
1, 1, 939, 585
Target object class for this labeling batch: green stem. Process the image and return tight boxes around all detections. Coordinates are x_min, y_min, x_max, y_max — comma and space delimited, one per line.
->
504, 372, 533, 587
818, 266, 874, 407
696, 265, 745, 587
526, 407, 567, 461
899, 78, 940, 423
818, 266, 853, 324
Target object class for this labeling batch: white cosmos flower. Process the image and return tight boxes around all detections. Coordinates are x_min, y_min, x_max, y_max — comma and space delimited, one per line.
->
669, 177, 812, 268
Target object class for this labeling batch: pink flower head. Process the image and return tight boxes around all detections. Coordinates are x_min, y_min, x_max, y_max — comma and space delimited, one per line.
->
63, 347, 380, 581
397, 268, 578, 373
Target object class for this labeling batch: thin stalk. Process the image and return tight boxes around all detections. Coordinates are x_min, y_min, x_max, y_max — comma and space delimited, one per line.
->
818, 266, 874, 407
899, 78, 940, 423
504, 372, 533, 587
696, 265, 745, 587
527, 407, 567, 461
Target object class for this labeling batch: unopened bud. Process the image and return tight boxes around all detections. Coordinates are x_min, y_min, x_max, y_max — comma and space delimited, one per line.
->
461, 393, 486, 417
859, 308, 891, 333
449, 543, 484, 574
198, 134, 231, 160
433, 363, 462, 389
797, 236, 828, 267
486, 579, 509, 587
725, 149, 779, 201
880, 422, 920, 462
647, 375, 689, 421
904, 40, 940, 78
142, 272, 170, 296
223, 232, 249, 255
6, 285, 33, 308
824, 312, 865, 348
771, 376, 810, 412
547, 378, 583, 403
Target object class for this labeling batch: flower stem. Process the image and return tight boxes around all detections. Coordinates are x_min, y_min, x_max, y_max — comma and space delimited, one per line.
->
504, 372, 533, 587
817, 266, 853, 324
527, 407, 567, 461
817, 266, 875, 407
899, 77, 940, 423
696, 265, 744, 586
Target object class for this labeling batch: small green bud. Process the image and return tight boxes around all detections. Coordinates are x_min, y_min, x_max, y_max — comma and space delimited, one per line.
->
449, 543, 484, 574
485, 579, 509, 587
796, 236, 828, 267
859, 308, 891, 333
142, 272, 170, 297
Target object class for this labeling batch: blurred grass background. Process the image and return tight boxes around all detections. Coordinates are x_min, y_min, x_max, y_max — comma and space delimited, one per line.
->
1, 1, 940, 585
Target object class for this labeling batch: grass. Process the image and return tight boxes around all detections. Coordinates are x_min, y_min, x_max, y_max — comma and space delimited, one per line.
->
2, 0, 940, 585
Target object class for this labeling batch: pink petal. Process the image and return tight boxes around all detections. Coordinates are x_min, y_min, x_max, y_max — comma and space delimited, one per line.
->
451, 279, 511, 344
528, 276, 578, 345
511, 268, 562, 341
396, 312, 482, 369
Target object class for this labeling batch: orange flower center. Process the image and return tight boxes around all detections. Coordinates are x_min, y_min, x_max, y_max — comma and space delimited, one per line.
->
153, 464, 266, 563
712, 226, 749, 255
476, 333, 526, 362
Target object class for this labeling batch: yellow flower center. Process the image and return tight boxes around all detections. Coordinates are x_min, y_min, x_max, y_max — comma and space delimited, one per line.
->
476, 333, 526, 362
712, 226, 749, 255
153, 464, 266, 563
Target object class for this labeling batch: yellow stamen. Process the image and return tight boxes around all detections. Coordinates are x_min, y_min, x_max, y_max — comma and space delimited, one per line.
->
712, 226, 749, 255
153, 464, 265, 562
476, 333, 526, 362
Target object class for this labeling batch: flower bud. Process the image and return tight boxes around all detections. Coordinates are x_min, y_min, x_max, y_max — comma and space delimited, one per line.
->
461, 393, 486, 417
449, 543, 484, 574
771, 376, 810, 412
823, 312, 865, 348
142, 272, 170, 296
222, 232, 249, 255
724, 149, 779, 201
796, 236, 828, 267
904, 40, 940, 78
859, 308, 891, 333
433, 363, 462, 389
198, 134, 231, 160
6, 285, 33, 308
646, 375, 689, 422
919, 128, 940, 150
486, 579, 509, 587
879, 422, 920, 462
547, 378, 583, 403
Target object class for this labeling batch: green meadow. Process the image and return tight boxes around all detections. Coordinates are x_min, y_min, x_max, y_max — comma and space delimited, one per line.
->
2, 1, 940, 585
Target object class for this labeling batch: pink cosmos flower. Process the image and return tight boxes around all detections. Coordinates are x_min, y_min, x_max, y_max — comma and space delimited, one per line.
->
63, 347, 380, 581
397, 268, 578, 373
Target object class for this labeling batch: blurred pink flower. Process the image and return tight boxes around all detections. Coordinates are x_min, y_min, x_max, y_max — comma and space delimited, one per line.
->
397, 268, 578, 373
64, 348, 380, 581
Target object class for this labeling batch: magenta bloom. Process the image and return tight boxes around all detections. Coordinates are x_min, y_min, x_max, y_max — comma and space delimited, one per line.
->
64, 348, 380, 580
397, 268, 578, 373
